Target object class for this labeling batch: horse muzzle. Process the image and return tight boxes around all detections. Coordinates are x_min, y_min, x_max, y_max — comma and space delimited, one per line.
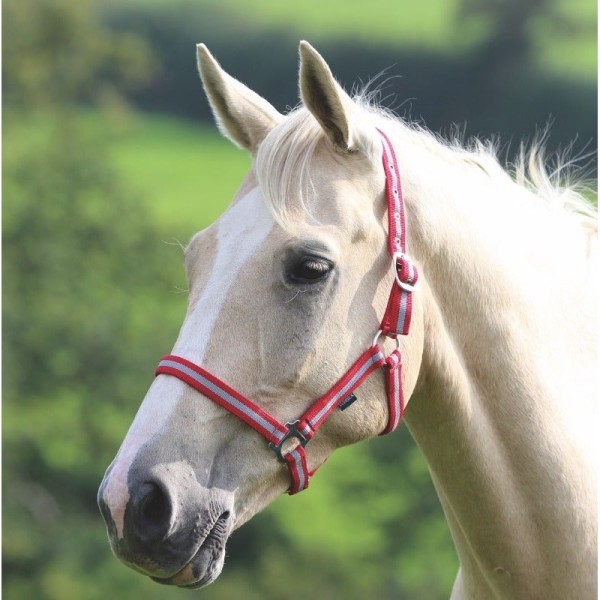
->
97, 460, 234, 588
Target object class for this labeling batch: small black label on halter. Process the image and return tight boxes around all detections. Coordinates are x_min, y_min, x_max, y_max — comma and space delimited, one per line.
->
339, 393, 357, 411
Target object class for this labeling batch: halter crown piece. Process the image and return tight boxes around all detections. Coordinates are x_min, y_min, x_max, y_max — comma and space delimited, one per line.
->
155, 130, 418, 494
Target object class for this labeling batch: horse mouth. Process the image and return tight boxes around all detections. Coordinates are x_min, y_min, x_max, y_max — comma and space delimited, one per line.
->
151, 511, 231, 588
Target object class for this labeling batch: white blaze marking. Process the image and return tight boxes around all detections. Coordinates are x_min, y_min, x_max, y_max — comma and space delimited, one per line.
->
172, 187, 274, 358
101, 187, 273, 537
101, 375, 188, 538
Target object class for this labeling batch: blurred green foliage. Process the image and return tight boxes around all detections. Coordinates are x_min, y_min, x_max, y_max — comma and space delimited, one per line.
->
105, 0, 596, 77
3, 0, 595, 598
102, 0, 596, 159
3, 1, 182, 597
108, 115, 251, 237
3, 0, 152, 113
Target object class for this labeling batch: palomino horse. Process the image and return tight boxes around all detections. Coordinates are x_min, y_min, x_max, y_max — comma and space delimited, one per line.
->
98, 42, 597, 598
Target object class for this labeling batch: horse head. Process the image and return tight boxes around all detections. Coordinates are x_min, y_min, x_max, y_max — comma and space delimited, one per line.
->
97, 42, 425, 588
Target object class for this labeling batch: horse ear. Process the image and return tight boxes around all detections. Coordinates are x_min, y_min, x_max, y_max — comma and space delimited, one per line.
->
299, 41, 360, 152
197, 44, 283, 153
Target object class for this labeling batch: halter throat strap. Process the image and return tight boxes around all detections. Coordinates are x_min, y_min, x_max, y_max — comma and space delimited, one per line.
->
155, 129, 417, 494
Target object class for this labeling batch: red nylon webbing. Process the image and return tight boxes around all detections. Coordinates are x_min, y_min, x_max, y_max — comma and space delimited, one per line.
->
156, 355, 288, 445
285, 447, 309, 494
299, 345, 386, 435
380, 257, 418, 338
378, 128, 407, 256
377, 129, 418, 339
381, 350, 404, 435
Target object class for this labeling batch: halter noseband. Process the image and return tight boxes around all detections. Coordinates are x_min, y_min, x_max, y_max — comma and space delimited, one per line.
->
155, 129, 418, 494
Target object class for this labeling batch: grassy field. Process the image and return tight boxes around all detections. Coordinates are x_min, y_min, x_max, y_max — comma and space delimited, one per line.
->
3, 110, 248, 243
111, 0, 597, 78
110, 113, 250, 240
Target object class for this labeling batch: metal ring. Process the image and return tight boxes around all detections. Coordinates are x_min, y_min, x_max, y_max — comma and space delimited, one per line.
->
372, 329, 400, 350
372, 329, 383, 347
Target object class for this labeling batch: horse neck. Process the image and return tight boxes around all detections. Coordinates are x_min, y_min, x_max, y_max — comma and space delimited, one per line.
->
392, 128, 598, 597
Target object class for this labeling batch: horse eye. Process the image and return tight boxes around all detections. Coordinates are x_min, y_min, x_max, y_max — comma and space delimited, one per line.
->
288, 256, 332, 284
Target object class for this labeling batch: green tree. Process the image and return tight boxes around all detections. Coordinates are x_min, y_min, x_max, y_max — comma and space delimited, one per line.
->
458, 0, 594, 79
2, 1, 183, 597
3, 0, 151, 114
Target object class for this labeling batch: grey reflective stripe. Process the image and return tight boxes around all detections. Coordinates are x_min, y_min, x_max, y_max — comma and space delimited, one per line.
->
158, 360, 284, 442
390, 362, 401, 430
397, 289, 409, 332
395, 263, 416, 332
288, 448, 307, 491
311, 352, 383, 426
298, 422, 313, 436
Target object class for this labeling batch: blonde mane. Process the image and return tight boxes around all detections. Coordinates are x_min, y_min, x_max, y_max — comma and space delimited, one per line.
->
255, 99, 597, 232
255, 108, 326, 228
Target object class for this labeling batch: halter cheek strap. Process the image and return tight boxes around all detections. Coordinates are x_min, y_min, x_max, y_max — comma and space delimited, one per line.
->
155, 130, 417, 495
378, 129, 418, 338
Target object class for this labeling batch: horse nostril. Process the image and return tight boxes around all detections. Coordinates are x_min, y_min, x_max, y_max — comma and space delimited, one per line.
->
133, 481, 172, 543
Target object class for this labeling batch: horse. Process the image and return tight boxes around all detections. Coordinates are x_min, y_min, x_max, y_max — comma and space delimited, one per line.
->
97, 42, 598, 598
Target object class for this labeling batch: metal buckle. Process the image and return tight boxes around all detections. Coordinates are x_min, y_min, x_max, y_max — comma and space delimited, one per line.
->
392, 251, 418, 293
268, 421, 309, 463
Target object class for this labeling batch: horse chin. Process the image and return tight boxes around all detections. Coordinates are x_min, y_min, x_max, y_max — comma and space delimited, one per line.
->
151, 551, 225, 589
150, 512, 230, 589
